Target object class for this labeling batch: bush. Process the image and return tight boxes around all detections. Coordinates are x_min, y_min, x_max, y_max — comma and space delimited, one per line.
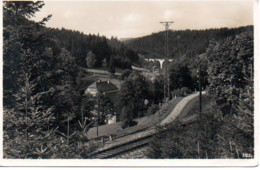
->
146, 104, 159, 116
121, 120, 137, 129
146, 101, 254, 159
172, 87, 191, 97
120, 69, 132, 80
180, 87, 191, 95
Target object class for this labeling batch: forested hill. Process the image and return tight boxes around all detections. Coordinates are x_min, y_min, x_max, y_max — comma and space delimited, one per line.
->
123, 26, 253, 59
49, 28, 140, 69
3, 1, 140, 109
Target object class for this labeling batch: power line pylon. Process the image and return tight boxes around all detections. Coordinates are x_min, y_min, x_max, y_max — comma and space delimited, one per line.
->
160, 21, 174, 102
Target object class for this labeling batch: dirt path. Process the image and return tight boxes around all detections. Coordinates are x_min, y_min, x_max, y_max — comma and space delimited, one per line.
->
160, 92, 205, 126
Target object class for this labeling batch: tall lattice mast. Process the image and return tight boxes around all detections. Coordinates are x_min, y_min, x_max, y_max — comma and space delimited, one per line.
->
160, 21, 174, 102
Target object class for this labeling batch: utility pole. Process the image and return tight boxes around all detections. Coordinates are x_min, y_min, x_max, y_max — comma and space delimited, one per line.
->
198, 64, 202, 114
160, 21, 174, 102
197, 64, 202, 159
96, 92, 99, 137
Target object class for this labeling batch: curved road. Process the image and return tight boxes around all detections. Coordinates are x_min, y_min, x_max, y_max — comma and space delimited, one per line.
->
160, 91, 205, 126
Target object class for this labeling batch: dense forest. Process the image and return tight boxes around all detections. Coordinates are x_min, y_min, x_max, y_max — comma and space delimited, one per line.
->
49, 28, 140, 69
124, 26, 253, 59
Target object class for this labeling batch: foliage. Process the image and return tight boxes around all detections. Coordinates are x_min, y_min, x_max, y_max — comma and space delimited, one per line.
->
120, 69, 132, 80
3, 1, 56, 107
146, 104, 159, 116
98, 94, 115, 125
108, 56, 115, 74
169, 62, 194, 90
115, 72, 149, 125
86, 51, 97, 68
142, 60, 160, 72
207, 31, 253, 115
153, 75, 164, 104
3, 106, 99, 158
124, 26, 253, 60
3, 74, 57, 158
3, 1, 100, 158
147, 30, 254, 159
171, 87, 192, 97
4, 1, 45, 20
147, 101, 253, 159
51, 27, 139, 69
206, 31, 254, 157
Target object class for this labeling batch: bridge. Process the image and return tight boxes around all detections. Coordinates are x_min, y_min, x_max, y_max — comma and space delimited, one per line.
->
144, 58, 173, 69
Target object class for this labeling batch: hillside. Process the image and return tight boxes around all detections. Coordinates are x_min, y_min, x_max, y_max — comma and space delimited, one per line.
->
124, 26, 253, 59
49, 28, 140, 70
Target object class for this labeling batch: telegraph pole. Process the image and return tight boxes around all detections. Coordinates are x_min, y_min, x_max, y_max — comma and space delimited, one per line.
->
199, 64, 202, 114
96, 93, 99, 137
160, 21, 174, 102
198, 64, 202, 159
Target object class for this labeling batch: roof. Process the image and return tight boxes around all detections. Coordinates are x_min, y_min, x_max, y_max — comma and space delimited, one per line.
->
103, 90, 118, 104
87, 80, 118, 94
96, 81, 118, 93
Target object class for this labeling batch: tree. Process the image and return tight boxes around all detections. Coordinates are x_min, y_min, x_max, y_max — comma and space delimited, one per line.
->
115, 72, 148, 126
3, 73, 56, 158
3, 1, 53, 107
3, 24, 21, 106
56, 48, 78, 85
120, 103, 136, 128
102, 58, 108, 68
153, 75, 164, 104
206, 31, 254, 158
169, 62, 193, 90
108, 56, 115, 74
125, 26, 253, 61
3, 1, 100, 159
207, 31, 253, 115
120, 69, 132, 80
86, 51, 97, 68
100, 95, 114, 124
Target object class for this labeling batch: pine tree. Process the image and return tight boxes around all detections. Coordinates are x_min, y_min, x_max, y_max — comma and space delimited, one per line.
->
86, 51, 97, 68
4, 73, 56, 158
108, 56, 115, 74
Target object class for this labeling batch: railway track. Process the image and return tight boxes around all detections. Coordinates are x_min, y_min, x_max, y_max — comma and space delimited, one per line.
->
89, 114, 199, 159
89, 129, 155, 159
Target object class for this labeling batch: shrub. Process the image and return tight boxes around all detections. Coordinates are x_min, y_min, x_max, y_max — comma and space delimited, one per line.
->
146, 104, 159, 116
172, 87, 191, 97
121, 119, 137, 129
180, 87, 192, 95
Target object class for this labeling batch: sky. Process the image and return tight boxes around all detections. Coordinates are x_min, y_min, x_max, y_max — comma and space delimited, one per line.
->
33, 0, 254, 39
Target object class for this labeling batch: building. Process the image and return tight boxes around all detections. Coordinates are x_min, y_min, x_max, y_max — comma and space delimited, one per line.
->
85, 80, 118, 97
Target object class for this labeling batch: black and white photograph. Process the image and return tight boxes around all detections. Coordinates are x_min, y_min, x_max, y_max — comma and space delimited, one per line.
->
0, 0, 258, 167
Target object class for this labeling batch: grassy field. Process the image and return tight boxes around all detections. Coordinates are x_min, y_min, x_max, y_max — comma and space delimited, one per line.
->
87, 96, 184, 140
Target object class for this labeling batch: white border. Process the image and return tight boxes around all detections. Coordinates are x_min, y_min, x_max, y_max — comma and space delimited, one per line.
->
0, 159, 259, 167
0, 0, 259, 167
